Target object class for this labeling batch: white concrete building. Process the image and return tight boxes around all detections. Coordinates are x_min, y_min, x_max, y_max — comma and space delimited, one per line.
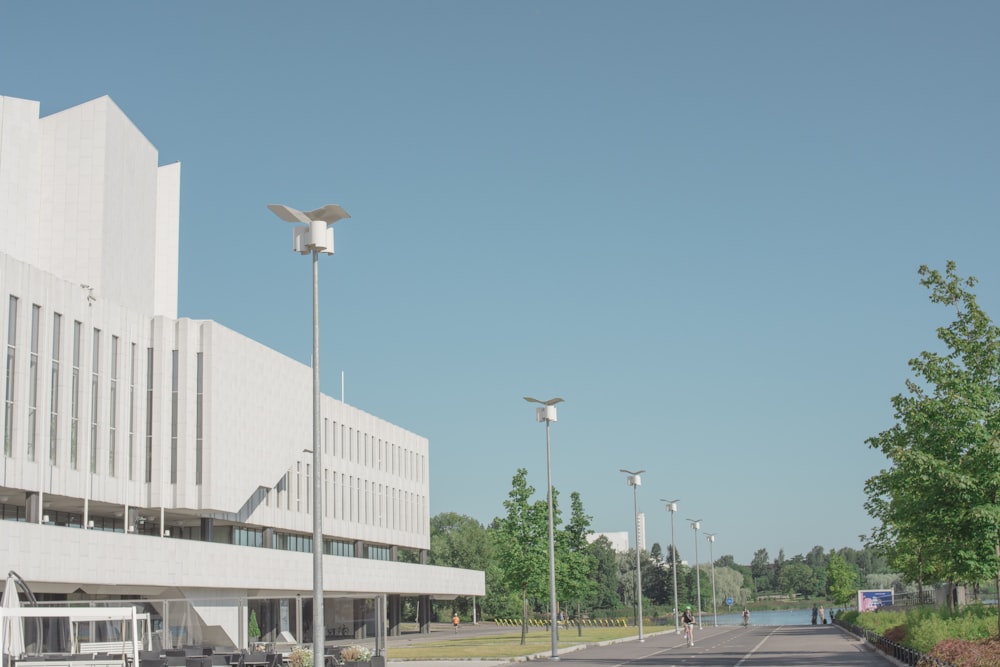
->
0, 94, 484, 651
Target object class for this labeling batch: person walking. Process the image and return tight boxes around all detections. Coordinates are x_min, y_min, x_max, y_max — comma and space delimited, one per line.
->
811, 604, 818, 625
741, 607, 750, 627
452, 613, 460, 632
819, 606, 826, 624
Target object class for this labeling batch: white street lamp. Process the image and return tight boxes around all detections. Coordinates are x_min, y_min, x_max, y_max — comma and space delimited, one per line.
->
705, 533, 718, 627
660, 499, 679, 634
620, 469, 646, 642
269, 202, 351, 663
524, 396, 563, 660
687, 518, 702, 629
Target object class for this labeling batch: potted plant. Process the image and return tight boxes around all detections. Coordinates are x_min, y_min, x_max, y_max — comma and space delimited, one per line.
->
288, 647, 313, 667
248, 610, 261, 643
338, 645, 372, 665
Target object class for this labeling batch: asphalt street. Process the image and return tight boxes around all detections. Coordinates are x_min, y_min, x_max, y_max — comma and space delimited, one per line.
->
386, 622, 899, 667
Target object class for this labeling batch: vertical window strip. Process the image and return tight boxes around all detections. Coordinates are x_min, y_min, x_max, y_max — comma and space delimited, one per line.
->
3, 296, 18, 457
27, 304, 40, 461
195, 352, 203, 484
108, 335, 118, 475
145, 348, 153, 483
305, 463, 311, 514
70, 321, 81, 469
49, 313, 61, 466
170, 350, 178, 484
89, 328, 100, 474
128, 343, 136, 481
296, 461, 302, 513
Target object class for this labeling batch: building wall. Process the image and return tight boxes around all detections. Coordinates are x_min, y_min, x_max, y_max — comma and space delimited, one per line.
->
0, 94, 478, 616
1, 95, 178, 320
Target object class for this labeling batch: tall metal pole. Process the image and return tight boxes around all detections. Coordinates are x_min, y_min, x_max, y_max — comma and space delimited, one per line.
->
688, 519, 702, 629
632, 483, 644, 642
269, 202, 351, 661
544, 418, 558, 659
525, 397, 563, 661
661, 500, 679, 634
311, 248, 324, 665
706, 533, 718, 627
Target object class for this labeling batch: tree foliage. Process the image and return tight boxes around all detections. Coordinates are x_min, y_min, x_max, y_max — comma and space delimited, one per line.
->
865, 262, 1000, 631
493, 468, 551, 643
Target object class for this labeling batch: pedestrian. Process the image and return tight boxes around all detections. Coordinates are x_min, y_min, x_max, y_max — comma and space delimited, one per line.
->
819, 606, 826, 624
811, 604, 818, 625
452, 613, 460, 632
681, 606, 696, 646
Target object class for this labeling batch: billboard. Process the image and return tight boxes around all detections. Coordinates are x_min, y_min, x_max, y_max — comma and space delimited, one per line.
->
858, 589, 893, 611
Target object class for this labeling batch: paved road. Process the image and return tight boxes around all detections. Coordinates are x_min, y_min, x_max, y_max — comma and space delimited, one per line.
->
387, 624, 897, 667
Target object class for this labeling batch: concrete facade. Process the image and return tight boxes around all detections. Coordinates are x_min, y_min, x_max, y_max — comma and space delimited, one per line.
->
0, 94, 483, 649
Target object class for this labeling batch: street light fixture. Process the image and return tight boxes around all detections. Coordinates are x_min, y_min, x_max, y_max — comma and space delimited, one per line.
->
269, 202, 351, 663
620, 469, 646, 642
687, 518, 702, 629
705, 533, 718, 627
524, 396, 563, 660
660, 499, 679, 634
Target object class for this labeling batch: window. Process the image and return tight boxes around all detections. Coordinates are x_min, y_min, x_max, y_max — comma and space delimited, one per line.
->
145, 348, 153, 483
170, 350, 178, 484
128, 343, 136, 480
70, 321, 81, 469
108, 335, 118, 475
27, 304, 40, 461
4, 296, 19, 457
196, 352, 203, 484
49, 313, 61, 466
89, 328, 100, 474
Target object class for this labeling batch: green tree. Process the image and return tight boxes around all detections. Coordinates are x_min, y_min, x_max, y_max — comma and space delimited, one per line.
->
586, 535, 620, 610
778, 561, 817, 597
865, 262, 1000, 629
750, 549, 773, 592
248, 609, 260, 640
559, 491, 597, 629
493, 468, 551, 643
429, 512, 493, 618
826, 549, 858, 605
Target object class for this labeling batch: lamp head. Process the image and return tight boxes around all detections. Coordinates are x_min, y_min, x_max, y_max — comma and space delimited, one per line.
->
660, 498, 679, 513
523, 396, 564, 406
268, 203, 351, 255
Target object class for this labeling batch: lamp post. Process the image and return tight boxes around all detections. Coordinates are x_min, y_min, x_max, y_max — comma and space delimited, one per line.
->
705, 533, 718, 627
660, 499, 679, 634
687, 518, 702, 629
620, 469, 646, 642
524, 396, 563, 660
269, 202, 351, 663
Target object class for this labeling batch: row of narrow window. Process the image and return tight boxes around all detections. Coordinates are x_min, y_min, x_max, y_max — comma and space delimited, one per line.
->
2, 295, 203, 485
3, 294, 426, 534
271, 466, 425, 533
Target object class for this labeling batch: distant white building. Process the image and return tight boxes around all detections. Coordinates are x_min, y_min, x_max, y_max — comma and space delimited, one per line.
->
0, 94, 483, 650
587, 531, 631, 553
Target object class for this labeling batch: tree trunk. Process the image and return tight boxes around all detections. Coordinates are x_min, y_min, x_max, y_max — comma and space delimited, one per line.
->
994, 542, 1000, 637
520, 588, 528, 645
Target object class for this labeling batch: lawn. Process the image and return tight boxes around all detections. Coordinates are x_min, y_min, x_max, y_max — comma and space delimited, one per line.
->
386, 626, 642, 660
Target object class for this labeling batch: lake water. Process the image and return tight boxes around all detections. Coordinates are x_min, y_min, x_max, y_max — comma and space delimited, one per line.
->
656, 608, 843, 627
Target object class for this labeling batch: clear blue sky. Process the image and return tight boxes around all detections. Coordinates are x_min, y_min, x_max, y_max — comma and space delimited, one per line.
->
3, 1, 999, 566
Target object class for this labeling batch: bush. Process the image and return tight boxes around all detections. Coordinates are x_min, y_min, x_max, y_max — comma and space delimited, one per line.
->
339, 646, 373, 663
287, 648, 312, 667
921, 637, 1000, 667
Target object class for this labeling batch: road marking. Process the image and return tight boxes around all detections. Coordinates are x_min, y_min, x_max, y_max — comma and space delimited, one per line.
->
734, 625, 783, 667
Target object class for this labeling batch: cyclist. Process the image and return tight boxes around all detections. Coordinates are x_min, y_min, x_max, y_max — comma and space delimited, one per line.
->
742, 607, 750, 627
681, 606, 696, 646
